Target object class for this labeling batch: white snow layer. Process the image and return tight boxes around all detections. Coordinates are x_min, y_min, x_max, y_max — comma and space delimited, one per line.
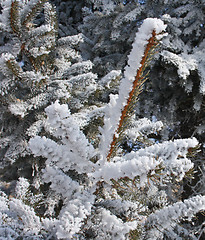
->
91, 138, 198, 184
99, 18, 167, 160
29, 101, 95, 174
145, 195, 205, 239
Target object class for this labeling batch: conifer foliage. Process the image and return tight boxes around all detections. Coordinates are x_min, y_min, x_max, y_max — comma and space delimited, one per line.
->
0, 0, 205, 239
0, 0, 97, 164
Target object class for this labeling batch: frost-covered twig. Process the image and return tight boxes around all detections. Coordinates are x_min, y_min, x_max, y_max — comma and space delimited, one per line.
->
90, 138, 197, 185
29, 101, 95, 174
145, 195, 205, 239
99, 18, 167, 161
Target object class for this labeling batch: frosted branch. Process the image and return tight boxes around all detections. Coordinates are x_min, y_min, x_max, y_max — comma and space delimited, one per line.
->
145, 195, 205, 239
99, 18, 167, 161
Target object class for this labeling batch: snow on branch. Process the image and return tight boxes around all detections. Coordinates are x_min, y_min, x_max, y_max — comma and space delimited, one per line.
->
91, 138, 198, 185
90, 155, 162, 186
124, 116, 163, 141
99, 18, 167, 161
145, 195, 205, 239
161, 50, 197, 80
56, 190, 95, 239
57, 33, 84, 47
85, 207, 138, 240
22, 0, 47, 27
45, 101, 95, 160
42, 166, 81, 200
127, 137, 198, 181
29, 101, 95, 174
0, 190, 42, 238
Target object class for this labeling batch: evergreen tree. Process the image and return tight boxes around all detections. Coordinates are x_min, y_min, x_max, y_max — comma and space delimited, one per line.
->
0, 0, 205, 239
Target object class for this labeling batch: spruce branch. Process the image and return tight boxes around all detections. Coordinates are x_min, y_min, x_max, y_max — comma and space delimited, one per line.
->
6, 57, 23, 79
20, 42, 38, 72
44, 1, 58, 37
8, 1, 58, 76
107, 30, 159, 161
22, 0, 47, 27
10, 0, 21, 36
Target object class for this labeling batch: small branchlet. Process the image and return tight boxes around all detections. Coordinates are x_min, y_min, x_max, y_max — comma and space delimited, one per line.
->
107, 31, 160, 161
22, 0, 47, 27
6, 58, 23, 79
9, 0, 58, 77
10, 0, 21, 36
